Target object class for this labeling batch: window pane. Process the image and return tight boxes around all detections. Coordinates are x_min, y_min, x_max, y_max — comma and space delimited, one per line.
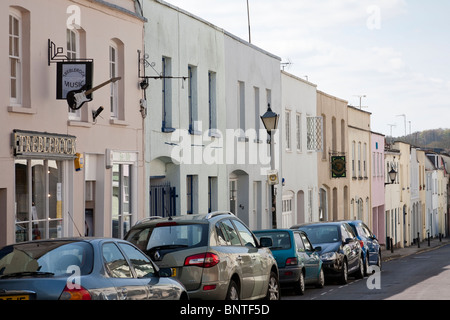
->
119, 243, 156, 278
102, 243, 132, 278
221, 220, 241, 246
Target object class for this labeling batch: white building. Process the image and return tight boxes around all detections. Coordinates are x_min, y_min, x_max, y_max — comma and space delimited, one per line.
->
141, 0, 228, 219
141, 1, 282, 229
223, 32, 282, 230
280, 71, 319, 227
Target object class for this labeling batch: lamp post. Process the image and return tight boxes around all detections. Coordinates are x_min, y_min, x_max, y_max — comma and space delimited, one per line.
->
261, 104, 279, 228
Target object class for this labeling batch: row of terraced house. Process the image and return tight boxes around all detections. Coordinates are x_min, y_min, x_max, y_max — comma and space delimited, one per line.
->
1, 0, 448, 248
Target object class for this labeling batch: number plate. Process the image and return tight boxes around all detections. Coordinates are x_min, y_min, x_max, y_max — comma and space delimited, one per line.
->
0, 295, 30, 300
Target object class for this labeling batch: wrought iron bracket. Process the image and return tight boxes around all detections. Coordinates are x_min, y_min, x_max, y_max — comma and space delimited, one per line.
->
48, 39, 93, 66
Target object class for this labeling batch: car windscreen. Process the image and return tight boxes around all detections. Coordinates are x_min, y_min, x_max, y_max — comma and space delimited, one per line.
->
299, 225, 340, 244
255, 231, 291, 250
0, 241, 94, 277
127, 223, 209, 251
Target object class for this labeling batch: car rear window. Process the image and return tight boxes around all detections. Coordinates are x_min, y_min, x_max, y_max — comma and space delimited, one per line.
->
299, 225, 340, 244
255, 231, 291, 250
127, 223, 208, 251
0, 241, 93, 277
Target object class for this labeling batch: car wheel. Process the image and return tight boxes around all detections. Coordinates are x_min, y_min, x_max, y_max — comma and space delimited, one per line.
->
364, 255, 370, 276
265, 271, 280, 300
339, 260, 348, 284
316, 267, 325, 288
226, 280, 240, 300
355, 256, 364, 279
376, 252, 382, 271
294, 271, 305, 295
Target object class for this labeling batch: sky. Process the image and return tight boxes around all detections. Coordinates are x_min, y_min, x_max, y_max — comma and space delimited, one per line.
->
164, 0, 450, 138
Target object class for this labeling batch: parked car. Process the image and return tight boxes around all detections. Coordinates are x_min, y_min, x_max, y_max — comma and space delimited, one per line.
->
253, 229, 324, 295
125, 211, 280, 300
291, 222, 364, 284
0, 238, 188, 300
345, 220, 382, 273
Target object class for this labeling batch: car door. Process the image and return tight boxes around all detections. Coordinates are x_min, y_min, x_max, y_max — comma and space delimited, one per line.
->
102, 242, 148, 300
360, 223, 379, 264
297, 232, 320, 283
340, 225, 358, 271
221, 219, 255, 299
118, 242, 176, 300
231, 219, 266, 298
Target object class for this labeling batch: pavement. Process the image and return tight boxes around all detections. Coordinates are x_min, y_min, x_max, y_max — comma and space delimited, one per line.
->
382, 236, 450, 262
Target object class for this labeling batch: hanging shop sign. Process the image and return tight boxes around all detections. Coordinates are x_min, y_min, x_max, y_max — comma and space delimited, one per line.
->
12, 130, 77, 159
56, 61, 93, 100
331, 156, 347, 178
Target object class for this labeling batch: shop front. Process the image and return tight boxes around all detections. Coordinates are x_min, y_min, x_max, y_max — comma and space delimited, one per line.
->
12, 130, 77, 243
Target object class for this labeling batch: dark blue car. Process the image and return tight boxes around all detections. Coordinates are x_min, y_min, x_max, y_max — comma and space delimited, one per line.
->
345, 220, 382, 274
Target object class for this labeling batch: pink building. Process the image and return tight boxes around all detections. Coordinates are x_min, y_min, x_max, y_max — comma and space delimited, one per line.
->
371, 132, 385, 244
0, 0, 146, 247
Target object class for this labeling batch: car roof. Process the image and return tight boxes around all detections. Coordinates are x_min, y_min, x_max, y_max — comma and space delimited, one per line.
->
132, 211, 236, 228
291, 221, 349, 229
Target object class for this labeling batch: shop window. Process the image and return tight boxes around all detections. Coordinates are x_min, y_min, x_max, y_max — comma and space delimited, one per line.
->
15, 160, 64, 243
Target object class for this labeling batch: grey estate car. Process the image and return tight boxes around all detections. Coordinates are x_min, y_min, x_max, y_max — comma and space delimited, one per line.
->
125, 211, 280, 300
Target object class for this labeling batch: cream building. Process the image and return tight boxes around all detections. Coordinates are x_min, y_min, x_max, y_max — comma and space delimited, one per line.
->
316, 91, 350, 222
1, 0, 145, 246
347, 106, 372, 226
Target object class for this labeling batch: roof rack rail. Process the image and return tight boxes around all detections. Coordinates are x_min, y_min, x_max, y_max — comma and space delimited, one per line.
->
205, 211, 235, 220
135, 216, 163, 225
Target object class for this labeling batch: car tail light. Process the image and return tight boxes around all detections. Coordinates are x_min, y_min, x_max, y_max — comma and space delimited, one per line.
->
359, 240, 364, 248
59, 284, 92, 300
184, 253, 220, 268
203, 285, 217, 291
285, 257, 298, 266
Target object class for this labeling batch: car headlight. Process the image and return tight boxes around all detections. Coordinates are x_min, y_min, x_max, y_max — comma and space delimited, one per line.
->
320, 252, 337, 260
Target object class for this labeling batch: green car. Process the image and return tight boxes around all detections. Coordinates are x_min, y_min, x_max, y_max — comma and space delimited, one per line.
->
254, 229, 324, 295
125, 212, 280, 300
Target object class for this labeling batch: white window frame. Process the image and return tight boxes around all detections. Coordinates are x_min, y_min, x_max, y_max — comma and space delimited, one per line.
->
110, 43, 119, 119
67, 28, 81, 120
9, 10, 22, 106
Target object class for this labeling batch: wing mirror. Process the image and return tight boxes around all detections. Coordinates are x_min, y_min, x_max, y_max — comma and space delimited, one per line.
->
259, 237, 273, 248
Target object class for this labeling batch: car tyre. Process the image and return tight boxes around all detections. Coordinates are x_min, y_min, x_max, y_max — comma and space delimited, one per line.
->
294, 271, 305, 295
265, 271, 280, 300
364, 255, 370, 276
355, 256, 365, 279
376, 252, 382, 271
226, 280, 240, 300
339, 260, 348, 284
315, 267, 325, 288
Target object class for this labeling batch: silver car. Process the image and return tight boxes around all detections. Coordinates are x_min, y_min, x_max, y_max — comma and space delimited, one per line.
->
125, 211, 280, 300
0, 238, 188, 300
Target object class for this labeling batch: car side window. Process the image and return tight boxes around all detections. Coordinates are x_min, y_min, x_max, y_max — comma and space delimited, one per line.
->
299, 233, 313, 251
361, 223, 373, 238
344, 224, 356, 238
215, 222, 230, 246
221, 220, 242, 246
232, 220, 257, 248
294, 232, 305, 252
102, 242, 132, 278
118, 243, 156, 278
341, 225, 351, 241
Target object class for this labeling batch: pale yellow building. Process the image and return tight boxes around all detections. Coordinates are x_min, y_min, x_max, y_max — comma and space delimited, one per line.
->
347, 106, 372, 227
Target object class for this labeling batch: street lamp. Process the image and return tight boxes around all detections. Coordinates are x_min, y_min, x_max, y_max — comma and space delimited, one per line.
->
385, 167, 397, 185
261, 104, 279, 228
